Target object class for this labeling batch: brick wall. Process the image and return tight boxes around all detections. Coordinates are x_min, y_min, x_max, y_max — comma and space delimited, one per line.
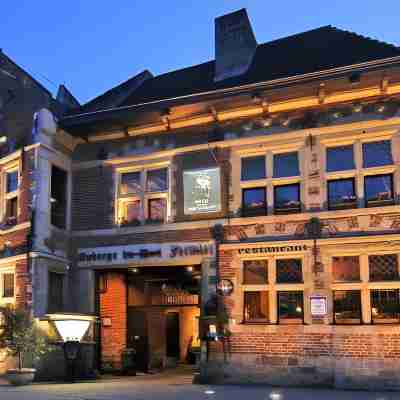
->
99, 272, 127, 370
71, 166, 114, 230
15, 258, 30, 309
204, 326, 400, 389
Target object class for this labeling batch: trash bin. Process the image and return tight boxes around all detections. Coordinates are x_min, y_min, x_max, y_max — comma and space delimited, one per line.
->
121, 348, 136, 376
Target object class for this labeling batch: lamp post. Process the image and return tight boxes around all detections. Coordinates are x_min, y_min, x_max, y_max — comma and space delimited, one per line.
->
46, 314, 95, 383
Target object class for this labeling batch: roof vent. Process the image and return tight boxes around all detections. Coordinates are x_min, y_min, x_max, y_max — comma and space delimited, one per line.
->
214, 9, 257, 82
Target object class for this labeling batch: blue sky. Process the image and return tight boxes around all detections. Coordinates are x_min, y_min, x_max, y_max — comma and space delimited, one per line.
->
2, 1, 399, 103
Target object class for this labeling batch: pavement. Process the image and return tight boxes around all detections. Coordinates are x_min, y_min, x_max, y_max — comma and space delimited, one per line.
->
0, 367, 400, 400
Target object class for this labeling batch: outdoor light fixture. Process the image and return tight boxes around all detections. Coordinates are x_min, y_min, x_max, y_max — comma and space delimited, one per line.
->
46, 313, 95, 383
186, 266, 194, 273
129, 267, 139, 273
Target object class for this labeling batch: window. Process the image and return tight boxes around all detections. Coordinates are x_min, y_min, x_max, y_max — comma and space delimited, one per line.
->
278, 291, 303, 324
4, 169, 18, 226
118, 167, 169, 226
363, 140, 393, 168
242, 187, 266, 217
146, 168, 168, 192
243, 260, 268, 284
326, 145, 355, 172
6, 171, 18, 193
50, 166, 67, 229
48, 272, 64, 312
365, 174, 394, 207
332, 256, 360, 282
241, 156, 266, 181
273, 152, 299, 178
244, 291, 269, 323
276, 259, 302, 283
148, 198, 167, 222
333, 290, 362, 324
327, 178, 357, 210
371, 289, 400, 324
120, 171, 141, 194
2, 273, 14, 298
369, 254, 399, 281
274, 183, 300, 214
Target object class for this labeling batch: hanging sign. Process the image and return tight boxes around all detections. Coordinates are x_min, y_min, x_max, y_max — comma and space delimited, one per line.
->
310, 295, 327, 316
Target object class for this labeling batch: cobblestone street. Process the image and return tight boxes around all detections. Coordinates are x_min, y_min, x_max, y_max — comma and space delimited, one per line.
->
0, 369, 399, 400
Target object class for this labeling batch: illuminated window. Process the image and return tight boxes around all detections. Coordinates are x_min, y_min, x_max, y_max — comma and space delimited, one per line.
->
274, 183, 300, 214
332, 256, 360, 282
242, 187, 267, 217
120, 172, 141, 195
243, 260, 268, 284
118, 167, 169, 226
2, 273, 14, 298
278, 291, 303, 324
146, 168, 168, 192
148, 198, 167, 222
326, 145, 355, 172
333, 290, 362, 324
365, 174, 394, 207
241, 156, 266, 181
244, 291, 269, 323
371, 289, 400, 324
363, 140, 392, 168
328, 178, 357, 210
273, 152, 299, 178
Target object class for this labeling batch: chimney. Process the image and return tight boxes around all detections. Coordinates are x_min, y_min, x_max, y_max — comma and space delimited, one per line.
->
214, 9, 257, 82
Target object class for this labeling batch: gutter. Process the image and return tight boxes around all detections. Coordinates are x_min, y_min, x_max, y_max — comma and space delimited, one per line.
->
60, 55, 400, 127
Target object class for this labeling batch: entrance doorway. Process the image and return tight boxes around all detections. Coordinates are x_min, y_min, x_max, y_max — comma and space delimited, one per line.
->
127, 265, 201, 370
166, 312, 180, 360
127, 309, 149, 373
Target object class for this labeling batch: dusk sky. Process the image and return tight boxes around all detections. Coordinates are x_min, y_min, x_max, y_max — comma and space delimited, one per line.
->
2, 1, 400, 104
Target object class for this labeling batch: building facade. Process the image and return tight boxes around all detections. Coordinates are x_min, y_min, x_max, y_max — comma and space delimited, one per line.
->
3, 8, 400, 389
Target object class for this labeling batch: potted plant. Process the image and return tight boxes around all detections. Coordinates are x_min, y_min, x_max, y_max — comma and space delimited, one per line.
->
0, 307, 51, 385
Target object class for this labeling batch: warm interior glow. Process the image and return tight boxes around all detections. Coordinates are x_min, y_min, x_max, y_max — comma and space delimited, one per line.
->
54, 320, 90, 342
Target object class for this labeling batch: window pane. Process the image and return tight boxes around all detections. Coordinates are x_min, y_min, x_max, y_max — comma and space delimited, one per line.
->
243, 260, 268, 284
48, 272, 63, 312
278, 291, 303, 323
3, 273, 14, 298
6, 171, 18, 193
328, 178, 356, 210
363, 140, 393, 168
146, 168, 168, 192
241, 156, 266, 181
148, 198, 167, 222
273, 152, 299, 178
365, 174, 394, 207
371, 289, 400, 324
333, 290, 362, 324
276, 259, 302, 283
274, 184, 300, 213
51, 166, 67, 229
244, 291, 269, 322
120, 200, 141, 225
120, 172, 141, 194
332, 256, 360, 282
6, 197, 18, 221
242, 187, 266, 216
369, 254, 399, 281
326, 145, 355, 172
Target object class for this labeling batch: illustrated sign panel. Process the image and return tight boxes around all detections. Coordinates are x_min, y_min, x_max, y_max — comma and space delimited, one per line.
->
310, 295, 328, 316
183, 167, 221, 214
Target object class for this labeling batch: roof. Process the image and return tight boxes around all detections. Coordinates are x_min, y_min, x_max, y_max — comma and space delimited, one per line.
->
120, 26, 400, 107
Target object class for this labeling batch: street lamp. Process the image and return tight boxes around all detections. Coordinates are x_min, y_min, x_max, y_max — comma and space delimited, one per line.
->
46, 313, 95, 383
